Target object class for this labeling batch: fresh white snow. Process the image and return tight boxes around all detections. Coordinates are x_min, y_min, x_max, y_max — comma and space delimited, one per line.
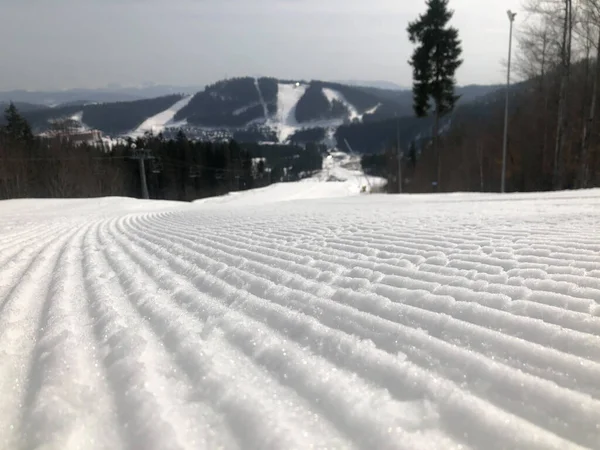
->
130, 95, 194, 138
1, 185, 600, 450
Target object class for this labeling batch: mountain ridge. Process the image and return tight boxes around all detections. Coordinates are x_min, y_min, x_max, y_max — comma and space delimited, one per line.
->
5, 76, 504, 150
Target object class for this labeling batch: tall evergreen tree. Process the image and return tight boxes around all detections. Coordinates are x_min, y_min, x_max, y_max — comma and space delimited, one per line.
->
407, 0, 462, 189
408, 140, 418, 168
3, 103, 34, 143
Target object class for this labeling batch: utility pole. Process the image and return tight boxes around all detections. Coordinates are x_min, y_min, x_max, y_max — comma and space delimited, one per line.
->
502, 10, 517, 193
129, 144, 154, 200
398, 151, 403, 194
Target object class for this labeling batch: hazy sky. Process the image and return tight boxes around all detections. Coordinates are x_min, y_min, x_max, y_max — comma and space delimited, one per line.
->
0, 0, 520, 91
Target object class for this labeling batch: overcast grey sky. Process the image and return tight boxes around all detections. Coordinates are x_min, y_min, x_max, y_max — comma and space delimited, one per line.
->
0, 0, 519, 91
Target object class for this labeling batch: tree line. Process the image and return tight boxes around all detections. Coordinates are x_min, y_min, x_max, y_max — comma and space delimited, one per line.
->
175, 77, 279, 128
435, 0, 600, 192
368, 0, 600, 193
0, 104, 323, 201
16, 95, 185, 136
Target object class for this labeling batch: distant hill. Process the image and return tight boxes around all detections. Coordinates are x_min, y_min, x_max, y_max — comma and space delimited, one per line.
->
4, 77, 504, 147
0, 84, 202, 107
336, 82, 524, 154
0, 101, 49, 113
173, 77, 416, 141
19, 95, 184, 136
357, 84, 503, 111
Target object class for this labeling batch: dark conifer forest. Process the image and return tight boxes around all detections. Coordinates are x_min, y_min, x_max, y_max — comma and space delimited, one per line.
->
0, 105, 323, 201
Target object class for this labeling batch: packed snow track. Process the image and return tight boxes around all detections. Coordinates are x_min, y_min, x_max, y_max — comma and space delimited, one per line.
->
1, 191, 600, 450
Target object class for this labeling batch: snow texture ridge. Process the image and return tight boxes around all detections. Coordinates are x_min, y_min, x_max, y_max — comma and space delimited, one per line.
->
1, 190, 600, 450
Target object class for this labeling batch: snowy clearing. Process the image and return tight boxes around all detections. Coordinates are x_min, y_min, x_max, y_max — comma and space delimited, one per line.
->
323, 88, 361, 122
1, 188, 600, 450
129, 95, 194, 138
272, 83, 308, 143
268, 84, 352, 144
322, 88, 380, 122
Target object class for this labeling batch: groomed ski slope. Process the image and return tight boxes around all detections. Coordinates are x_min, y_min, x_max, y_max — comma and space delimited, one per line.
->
195, 152, 385, 206
1, 188, 600, 450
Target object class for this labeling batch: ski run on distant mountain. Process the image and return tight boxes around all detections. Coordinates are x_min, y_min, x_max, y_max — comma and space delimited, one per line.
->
13, 77, 501, 147
130, 95, 193, 138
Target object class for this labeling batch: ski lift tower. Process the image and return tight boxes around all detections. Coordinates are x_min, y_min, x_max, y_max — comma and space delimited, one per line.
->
129, 144, 154, 200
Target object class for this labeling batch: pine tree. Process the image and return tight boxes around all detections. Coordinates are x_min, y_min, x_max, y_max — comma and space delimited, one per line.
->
176, 129, 187, 144
257, 159, 265, 177
408, 140, 418, 168
3, 103, 34, 143
407, 0, 462, 189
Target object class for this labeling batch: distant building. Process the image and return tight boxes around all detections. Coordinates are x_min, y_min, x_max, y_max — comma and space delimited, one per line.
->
39, 126, 104, 147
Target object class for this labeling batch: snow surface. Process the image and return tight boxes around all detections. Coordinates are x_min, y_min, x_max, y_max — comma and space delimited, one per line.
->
130, 95, 194, 138
364, 103, 381, 115
271, 83, 308, 143
69, 111, 85, 126
322, 88, 380, 122
254, 78, 270, 121
195, 152, 385, 207
1, 185, 600, 450
323, 88, 361, 122
314, 151, 385, 189
268, 84, 364, 145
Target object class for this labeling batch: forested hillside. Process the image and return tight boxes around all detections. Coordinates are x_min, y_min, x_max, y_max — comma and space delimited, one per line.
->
174, 77, 278, 127
294, 83, 349, 123
361, 0, 600, 194
18, 95, 185, 135
0, 102, 49, 113
0, 76, 504, 152
0, 106, 323, 201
